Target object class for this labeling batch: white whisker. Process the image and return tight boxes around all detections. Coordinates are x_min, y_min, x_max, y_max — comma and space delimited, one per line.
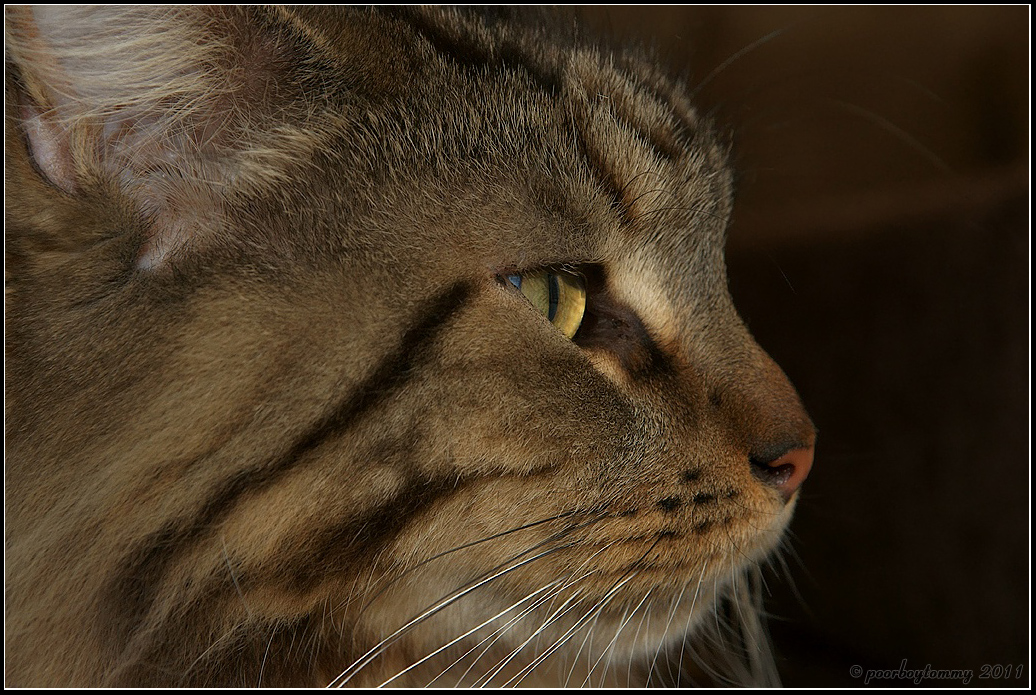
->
626, 592, 655, 687
584, 587, 652, 687
676, 560, 711, 686
505, 571, 640, 687
471, 584, 590, 687
647, 567, 694, 684
331, 543, 578, 686
442, 583, 580, 687
377, 578, 566, 687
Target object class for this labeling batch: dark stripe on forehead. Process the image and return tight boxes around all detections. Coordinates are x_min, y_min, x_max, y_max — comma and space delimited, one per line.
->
106, 281, 474, 642
583, 63, 689, 165
606, 94, 686, 164
617, 56, 705, 156
378, 7, 563, 93
380, 7, 696, 230
574, 123, 636, 226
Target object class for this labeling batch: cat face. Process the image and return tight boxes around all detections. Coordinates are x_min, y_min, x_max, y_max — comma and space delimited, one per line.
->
5, 7, 814, 686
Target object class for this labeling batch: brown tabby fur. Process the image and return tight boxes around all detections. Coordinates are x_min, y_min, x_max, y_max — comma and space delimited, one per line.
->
5, 6, 814, 687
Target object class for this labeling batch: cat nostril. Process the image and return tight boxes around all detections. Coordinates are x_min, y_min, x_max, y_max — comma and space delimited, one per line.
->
750, 443, 814, 501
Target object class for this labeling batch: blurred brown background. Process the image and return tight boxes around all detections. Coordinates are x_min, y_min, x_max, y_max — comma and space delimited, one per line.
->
581, 7, 1028, 687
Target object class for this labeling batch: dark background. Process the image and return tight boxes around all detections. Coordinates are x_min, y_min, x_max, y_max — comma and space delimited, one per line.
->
581, 7, 1028, 687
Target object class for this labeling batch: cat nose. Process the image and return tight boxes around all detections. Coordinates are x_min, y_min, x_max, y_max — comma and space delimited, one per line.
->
750, 442, 814, 501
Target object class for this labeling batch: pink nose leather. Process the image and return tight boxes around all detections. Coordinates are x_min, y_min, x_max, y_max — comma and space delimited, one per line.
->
765, 445, 814, 500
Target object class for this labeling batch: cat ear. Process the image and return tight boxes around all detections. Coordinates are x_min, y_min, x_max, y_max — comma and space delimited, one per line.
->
6, 6, 301, 270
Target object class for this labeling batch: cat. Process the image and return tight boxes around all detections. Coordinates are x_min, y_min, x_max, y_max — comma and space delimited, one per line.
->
4, 6, 815, 687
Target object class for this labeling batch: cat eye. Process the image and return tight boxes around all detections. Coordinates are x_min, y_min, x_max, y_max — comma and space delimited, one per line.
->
505, 269, 586, 339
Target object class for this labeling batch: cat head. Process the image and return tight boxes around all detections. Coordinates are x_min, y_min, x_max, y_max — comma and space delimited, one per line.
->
5, 6, 814, 686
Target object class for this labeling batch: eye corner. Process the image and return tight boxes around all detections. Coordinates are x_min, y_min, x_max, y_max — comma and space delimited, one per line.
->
492, 271, 517, 287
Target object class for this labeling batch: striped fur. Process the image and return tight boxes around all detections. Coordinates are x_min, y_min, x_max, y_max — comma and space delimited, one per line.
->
5, 7, 813, 686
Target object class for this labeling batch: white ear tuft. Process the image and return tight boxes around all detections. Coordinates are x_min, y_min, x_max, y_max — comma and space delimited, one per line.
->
6, 7, 229, 167
6, 6, 289, 270
18, 103, 78, 194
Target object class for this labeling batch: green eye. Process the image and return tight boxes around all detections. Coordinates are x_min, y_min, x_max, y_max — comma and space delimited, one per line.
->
506, 269, 586, 339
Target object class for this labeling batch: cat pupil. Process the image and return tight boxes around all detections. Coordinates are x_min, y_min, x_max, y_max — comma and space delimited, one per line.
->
547, 274, 559, 322
505, 269, 586, 340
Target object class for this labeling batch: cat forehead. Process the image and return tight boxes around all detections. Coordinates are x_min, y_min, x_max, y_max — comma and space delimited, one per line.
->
290, 7, 733, 263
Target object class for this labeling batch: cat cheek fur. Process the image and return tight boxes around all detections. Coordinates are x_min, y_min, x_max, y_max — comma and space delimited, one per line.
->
5, 6, 814, 687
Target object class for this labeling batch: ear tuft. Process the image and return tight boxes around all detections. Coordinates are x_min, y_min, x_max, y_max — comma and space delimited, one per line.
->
5, 6, 300, 270
6, 6, 230, 170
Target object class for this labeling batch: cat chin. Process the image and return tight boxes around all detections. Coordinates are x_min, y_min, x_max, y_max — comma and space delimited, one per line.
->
346, 575, 744, 687
345, 529, 784, 687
